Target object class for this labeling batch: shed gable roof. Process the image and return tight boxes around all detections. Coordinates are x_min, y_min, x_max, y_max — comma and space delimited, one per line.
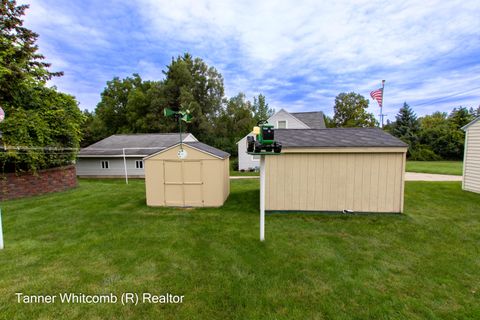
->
79, 133, 196, 156
275, 128, 408, 148
144, 142, 230, 160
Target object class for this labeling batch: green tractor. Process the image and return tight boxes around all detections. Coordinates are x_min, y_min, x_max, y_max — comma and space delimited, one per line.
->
247, 120, 282, 154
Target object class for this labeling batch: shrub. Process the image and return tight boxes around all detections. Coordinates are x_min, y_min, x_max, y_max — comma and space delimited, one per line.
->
409, 145, 442, 161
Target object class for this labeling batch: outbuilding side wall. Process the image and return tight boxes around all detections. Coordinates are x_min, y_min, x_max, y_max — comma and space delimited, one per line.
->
265, 151, 406, 213
463, 120, 480, 193
76, 157, 145, 177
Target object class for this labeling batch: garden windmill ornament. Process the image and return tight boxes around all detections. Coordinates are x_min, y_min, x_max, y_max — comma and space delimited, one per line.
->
163, 105, 192, 159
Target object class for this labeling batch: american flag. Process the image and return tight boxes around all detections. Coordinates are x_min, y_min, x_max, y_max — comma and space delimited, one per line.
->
370, 88, 383, 107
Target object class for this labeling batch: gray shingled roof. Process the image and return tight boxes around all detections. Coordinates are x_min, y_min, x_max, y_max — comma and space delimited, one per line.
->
275, 128, 408, 148
290, 111, 326, 129
185, 142, 230, 159
79, 133, 192, 156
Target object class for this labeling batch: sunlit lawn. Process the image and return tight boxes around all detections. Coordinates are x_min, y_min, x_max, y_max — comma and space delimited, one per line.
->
0, 179, 479, 319
406, 161, 463, 175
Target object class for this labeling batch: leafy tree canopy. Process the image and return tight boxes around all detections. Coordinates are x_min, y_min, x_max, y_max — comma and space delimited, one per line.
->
0, 0, 83, 173
332, 92, 378, 127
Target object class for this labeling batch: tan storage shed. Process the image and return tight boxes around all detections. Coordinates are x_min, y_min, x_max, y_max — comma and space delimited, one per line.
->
462, 117, 480, 193
265, 128, 408, 213
144, 142, 230, 207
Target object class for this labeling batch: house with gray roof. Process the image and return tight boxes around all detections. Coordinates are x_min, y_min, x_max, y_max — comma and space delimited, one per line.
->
76, 133, 197, 177
237, 109, 326, 170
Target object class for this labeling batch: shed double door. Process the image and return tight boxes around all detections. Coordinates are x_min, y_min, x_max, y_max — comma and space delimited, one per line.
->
164, 160, 204, 207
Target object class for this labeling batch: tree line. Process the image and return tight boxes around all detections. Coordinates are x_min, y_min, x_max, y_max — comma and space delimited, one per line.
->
81, 54, 274, 156
325, 92, 478, 160
385, 104, 479, 160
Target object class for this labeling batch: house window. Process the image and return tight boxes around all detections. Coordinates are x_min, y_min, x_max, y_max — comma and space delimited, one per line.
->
101, 160, 109, 169
135, 160, 143, 169
277, 120, 287, 129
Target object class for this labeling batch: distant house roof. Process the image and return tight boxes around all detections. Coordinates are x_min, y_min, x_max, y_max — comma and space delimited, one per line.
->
78, 133, 197, 157
461, 116, 480, 131
144, 142, 230, 160
275, 128, 408, 148
290, 111, 326, 129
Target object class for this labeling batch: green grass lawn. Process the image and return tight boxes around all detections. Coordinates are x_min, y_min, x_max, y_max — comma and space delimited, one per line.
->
406, 161, 463, 175
1, 179, 479, 319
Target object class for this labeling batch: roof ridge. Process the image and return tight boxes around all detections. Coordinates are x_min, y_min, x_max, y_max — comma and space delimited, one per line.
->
290, 111, 324, 114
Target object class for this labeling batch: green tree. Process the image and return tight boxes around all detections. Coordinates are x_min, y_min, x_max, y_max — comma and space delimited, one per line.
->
391, 103, 420, 150
0, 1, 83, 173
253, 94, 274, 122
162, 53, 225, 145
418, 112, 461, 160
214, 93, 255, 156
323, 114, 335, 128
95, 74, 144, 136
0, 0, 62, 106
332, 92, 378, 127
449, 107, 474, 129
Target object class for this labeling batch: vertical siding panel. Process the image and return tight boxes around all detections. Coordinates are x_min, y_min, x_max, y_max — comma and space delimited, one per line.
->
322, 154, 331, 210
393, 154, 401, 212
388, 154, 399, 212
376, 154, 388, 212
315, 155, 324, 210
383, 155, 393, 212
287, 155, 296, 210
361, 154, 371, 212
399, 153, 407, 213
299, 155, 308, 210
307, 155, 316, 210
353, 154, 363, 211
346, 153, 356, 210
337, 154, 347, 210
279, 156, 286, 209
369, 154, 380, 212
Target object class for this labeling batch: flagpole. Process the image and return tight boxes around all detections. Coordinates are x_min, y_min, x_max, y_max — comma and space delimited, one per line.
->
381, 80, 385, 128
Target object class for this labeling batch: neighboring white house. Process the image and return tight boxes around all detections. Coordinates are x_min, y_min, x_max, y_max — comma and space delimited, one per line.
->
77, 133, 197, 177
237, 109, 326, 171
462, 116, 480, 193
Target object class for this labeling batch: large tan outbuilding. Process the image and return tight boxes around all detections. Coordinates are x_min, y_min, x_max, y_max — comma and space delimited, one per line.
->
144, 142, 230, 207
462, 117, 480, 193
265, 128, 408, 213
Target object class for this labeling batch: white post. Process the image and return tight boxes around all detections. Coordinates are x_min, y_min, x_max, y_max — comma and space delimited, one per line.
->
123, 148, 128, 185
0, 208, 4, 250
260, 155, 265, 241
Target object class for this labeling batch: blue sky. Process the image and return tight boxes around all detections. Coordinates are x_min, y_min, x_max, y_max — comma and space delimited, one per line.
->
21, 0, 480, 121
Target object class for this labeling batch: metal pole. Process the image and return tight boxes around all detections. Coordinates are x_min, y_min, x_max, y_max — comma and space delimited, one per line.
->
0, 208, 4, 250
260, 155, 265, 241
179, 116, 183, 150
123, 148, 128, 185
381, 80, 385, 128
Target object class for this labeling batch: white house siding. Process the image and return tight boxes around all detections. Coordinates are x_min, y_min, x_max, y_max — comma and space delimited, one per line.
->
76, 157, 146, 177
237, 109, 310, 170
237, 134, 260, 171
266, 109, 310, 129
463, 120, 480, 193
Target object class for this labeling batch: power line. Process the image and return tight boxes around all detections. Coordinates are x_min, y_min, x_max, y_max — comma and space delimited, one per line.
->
411, 86, 480, 107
